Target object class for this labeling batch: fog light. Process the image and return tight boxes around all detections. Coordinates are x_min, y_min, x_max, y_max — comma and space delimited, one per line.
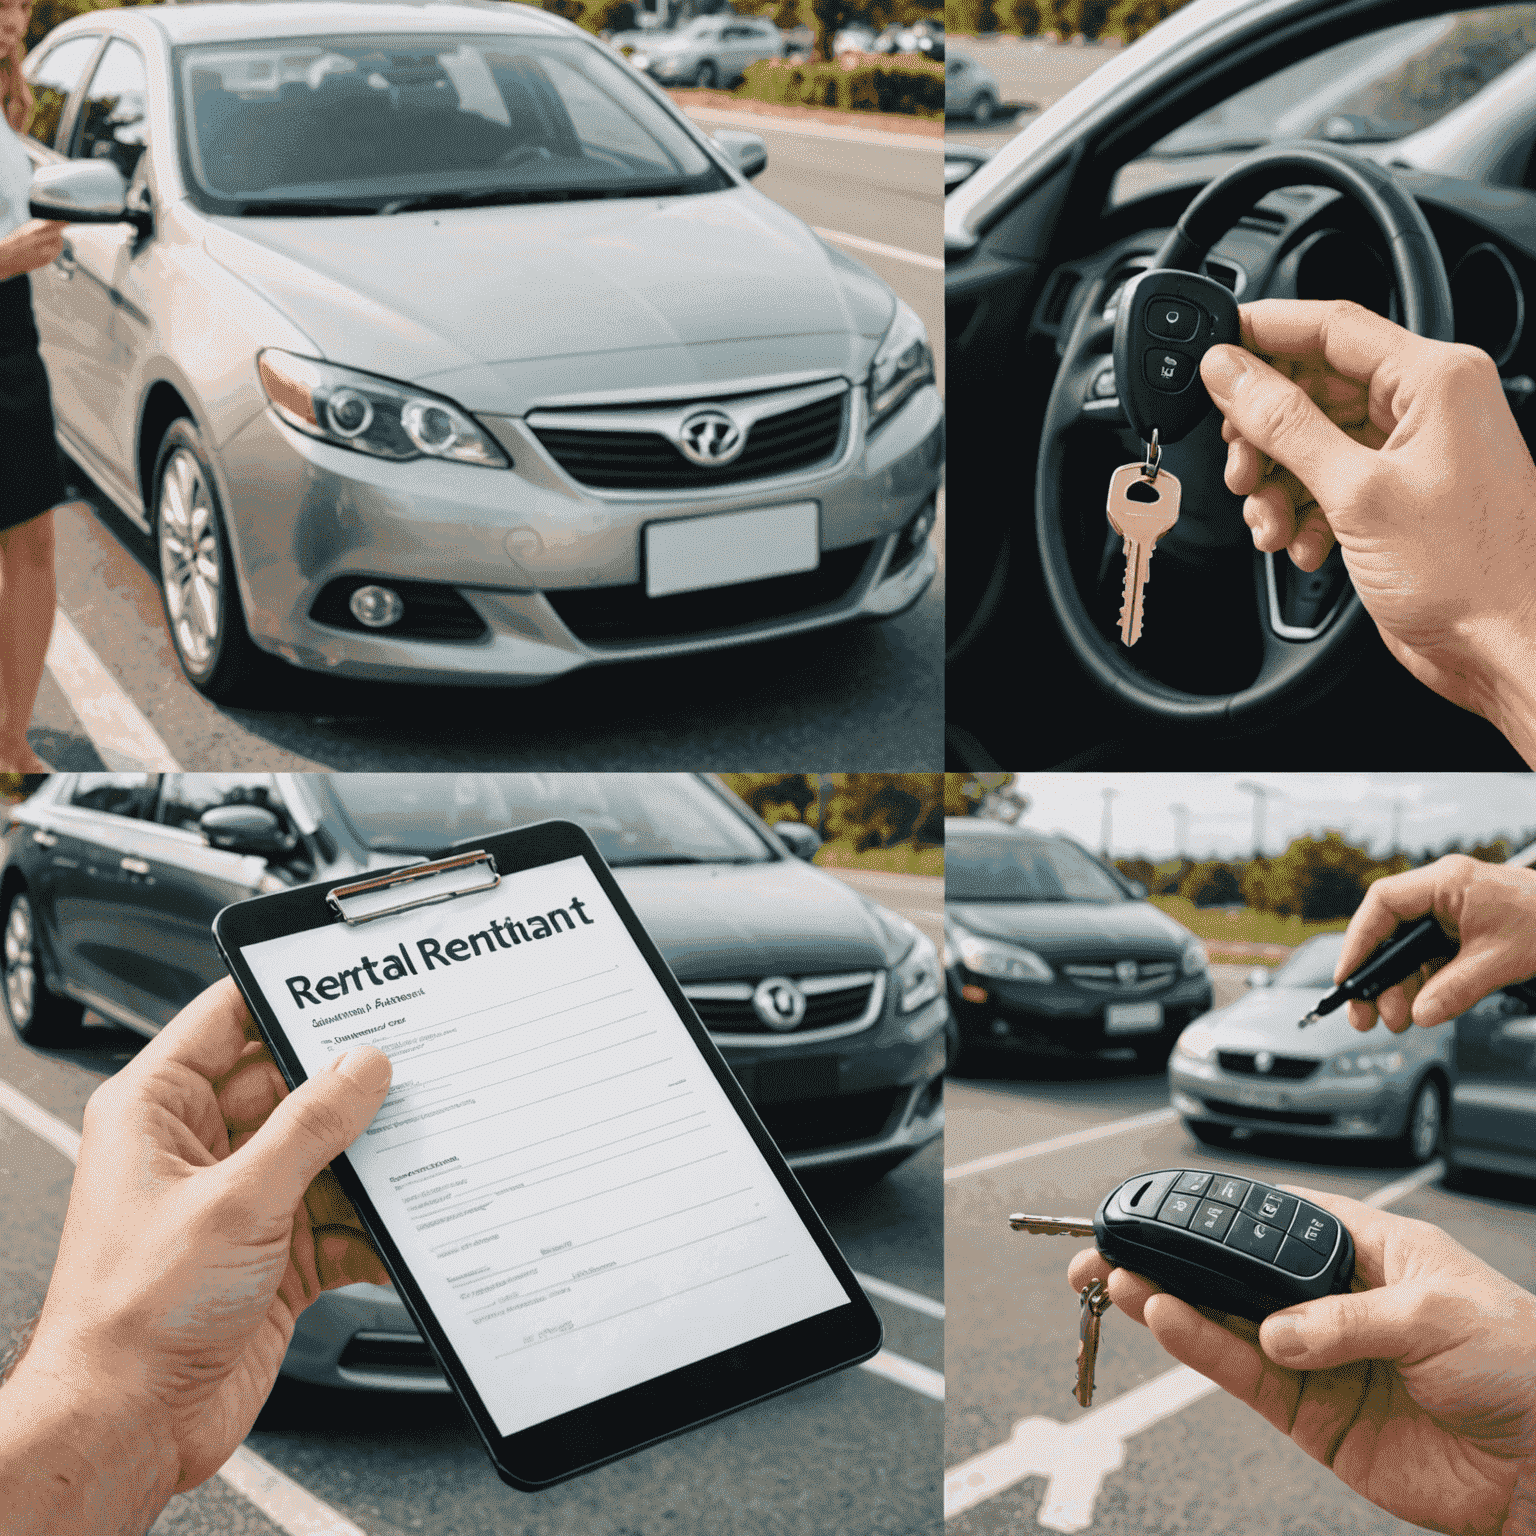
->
349, 584, 405, 629
961, 983, 988, 1004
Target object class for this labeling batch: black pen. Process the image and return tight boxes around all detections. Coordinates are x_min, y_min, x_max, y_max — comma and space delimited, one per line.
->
1298, 914, 1458, 1027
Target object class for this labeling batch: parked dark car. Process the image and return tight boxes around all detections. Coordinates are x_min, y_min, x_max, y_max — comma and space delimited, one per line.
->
1, 772, 946, 1391
944, 817, 1212, 1067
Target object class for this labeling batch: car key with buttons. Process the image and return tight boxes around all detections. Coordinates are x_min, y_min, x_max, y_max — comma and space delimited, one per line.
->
1009, 1168, 1355, 1405
1102, 271, 1242, 648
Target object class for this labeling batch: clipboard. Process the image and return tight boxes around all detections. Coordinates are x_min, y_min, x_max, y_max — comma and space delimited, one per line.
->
213, 819, 882, 1491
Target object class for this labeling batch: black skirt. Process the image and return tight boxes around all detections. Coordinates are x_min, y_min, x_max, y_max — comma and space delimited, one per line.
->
0, 273, 68, 531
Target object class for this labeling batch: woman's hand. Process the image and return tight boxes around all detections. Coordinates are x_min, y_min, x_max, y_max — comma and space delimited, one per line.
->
0, 218, 66, 280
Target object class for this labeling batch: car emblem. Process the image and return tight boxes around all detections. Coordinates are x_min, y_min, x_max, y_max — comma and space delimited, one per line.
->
1115, 960, 1139, 987
677, 408, 745, 466
752, 976, 806, 1032
1254, 1050, 1274, 1074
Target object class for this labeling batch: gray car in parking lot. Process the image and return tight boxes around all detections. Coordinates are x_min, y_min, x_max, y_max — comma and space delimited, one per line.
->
21, 1, 942, 701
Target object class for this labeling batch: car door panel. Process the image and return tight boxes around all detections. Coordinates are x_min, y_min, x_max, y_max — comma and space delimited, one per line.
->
1452, 991, 1536, 1168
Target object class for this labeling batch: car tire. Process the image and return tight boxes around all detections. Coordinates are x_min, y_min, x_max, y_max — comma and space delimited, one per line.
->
695, 60, 718, 88
152, 419, 263, 703
1, 888, 84, 1047
1392, 1075, 1447, 1166
1185, 1119, 1231, 1147
970, 91, 996, 125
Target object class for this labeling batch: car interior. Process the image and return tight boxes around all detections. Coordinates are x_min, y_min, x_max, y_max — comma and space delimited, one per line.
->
946, 0, 1536, 770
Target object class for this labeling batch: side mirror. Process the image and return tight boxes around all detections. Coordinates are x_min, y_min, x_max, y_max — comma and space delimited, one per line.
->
200, 804, 293, 859
713, 128, 767, 179
29, 160, 141, 228
1126, 880, 1148, 899
773, 821, 821, 861
1246, 967, 1272, 989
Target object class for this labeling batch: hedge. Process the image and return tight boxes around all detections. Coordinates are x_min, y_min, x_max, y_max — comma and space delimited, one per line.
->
736, 55, 943, 116
948, 0, 1187, 45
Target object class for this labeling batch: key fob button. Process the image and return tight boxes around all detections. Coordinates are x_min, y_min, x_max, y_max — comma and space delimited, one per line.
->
1208, 1175, 1250, 1208
1156, 1191, 1200, 1228
1225, 1214, 1285, 1262
1145, 296, 1200, 342
1108, 1169, 1181, 1220
1292, 1207, 1339, 1257
1274, 1235, 1328, 1278
1189, 1199, 1237, 1241
1172, 1171, 1212, 1197
1144, 346, 1197, 393
1241, 1188, 1298, 1231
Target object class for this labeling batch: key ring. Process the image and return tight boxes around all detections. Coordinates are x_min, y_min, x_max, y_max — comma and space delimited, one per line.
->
1080, 1278, 1112, 1316
1139, 428, 1161, 482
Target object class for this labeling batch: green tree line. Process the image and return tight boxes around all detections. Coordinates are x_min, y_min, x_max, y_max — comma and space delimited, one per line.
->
722, 773, 944, 848
946, 0, 1187, 45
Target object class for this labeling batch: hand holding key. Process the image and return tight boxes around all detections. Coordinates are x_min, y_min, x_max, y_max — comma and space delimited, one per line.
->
1067, 1186, 1536, 1536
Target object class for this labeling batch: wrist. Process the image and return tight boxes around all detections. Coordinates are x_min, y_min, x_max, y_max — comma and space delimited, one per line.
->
1467, 612, 1536, 767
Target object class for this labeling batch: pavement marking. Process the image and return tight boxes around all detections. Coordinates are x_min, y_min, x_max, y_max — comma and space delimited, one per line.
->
861, 1348, 944, 1401
683, 104, 944, 151
0, 1075, 371, 1536
44, 607, 182, 771
945, 1107, 1180, 1184
854, 1270, 945, 1320
813, 226, 944, 272
943, 1158, 1447, 1528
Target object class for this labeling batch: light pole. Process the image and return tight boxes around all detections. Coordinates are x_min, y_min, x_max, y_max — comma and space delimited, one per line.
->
1169, 803, 1188, 862
1100, 787, 1118, 858
1236, 781, 1279, 860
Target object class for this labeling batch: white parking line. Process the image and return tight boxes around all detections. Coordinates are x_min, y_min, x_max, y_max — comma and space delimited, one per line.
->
44, 608, 181, 771
813, 226, 944, 272
861, 1349, 944, 1401
854, 1270, 945, 1320
944, 1159, 1447, 1527
0, 1076, 370, 1536
945, 1107, 1180, 1184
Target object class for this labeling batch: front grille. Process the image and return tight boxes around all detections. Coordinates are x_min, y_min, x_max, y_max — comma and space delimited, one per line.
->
1201, 1098, 1332, 1127
686, 975, 878, 1036
532, 391, 846, 491
756, 1088, 902, 1152
337, 1332, 441, 1375
547, 542, 872, 646
1217, 1052, 1319, 1081
1062, 960, 1178, 993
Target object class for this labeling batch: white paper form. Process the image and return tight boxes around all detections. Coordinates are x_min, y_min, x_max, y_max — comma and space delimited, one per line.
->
237, 853, 849, 1436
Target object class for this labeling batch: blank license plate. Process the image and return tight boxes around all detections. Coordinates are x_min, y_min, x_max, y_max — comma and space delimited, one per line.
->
645, 502, 819, 598
1233, 1084, 1287, 1110
1105, 1002, 1163, 1035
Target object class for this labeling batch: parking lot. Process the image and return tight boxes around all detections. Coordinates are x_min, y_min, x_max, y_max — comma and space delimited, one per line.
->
944, 963, 1536, 1535
945, 37, 1117, 154
0, 864, 942, 1536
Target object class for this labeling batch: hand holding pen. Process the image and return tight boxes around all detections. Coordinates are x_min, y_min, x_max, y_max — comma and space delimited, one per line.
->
1307, 850, 1536, 1033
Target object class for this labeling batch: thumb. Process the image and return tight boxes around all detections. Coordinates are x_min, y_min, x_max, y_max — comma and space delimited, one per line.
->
1260, 1284, 1438, 1371
1200, 344, 1376, 508
231, 1046, 392, 1216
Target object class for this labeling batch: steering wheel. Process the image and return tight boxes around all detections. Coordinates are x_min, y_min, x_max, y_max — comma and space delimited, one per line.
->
1035, 144, 1455, 728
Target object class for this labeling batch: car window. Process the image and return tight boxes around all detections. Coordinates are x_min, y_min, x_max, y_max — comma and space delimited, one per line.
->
154, 773, 291, 834
24, 35, 102, 150
67, 772, 157, 819
74, 38, 149, 181
176, 32, 728, 213
946, 834, 1125, 904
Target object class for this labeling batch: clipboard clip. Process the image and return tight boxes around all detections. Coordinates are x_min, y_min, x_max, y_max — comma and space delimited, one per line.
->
327, 849, 500, 925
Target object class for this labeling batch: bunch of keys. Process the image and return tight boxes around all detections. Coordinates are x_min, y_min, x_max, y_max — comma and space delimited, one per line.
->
1009, 1168, 1356, 1408
1105, 269, 1241, 647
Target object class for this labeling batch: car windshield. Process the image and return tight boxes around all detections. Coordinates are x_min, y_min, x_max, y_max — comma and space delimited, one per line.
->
1269, 932, 1347, 988
946, 834, 1125, 903
175, 32, 727, 214
1145, 5, 1536, 157
326, 773, 774, 865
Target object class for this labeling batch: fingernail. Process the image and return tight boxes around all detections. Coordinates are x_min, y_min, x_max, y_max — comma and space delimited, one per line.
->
1201, 345, 1249, 397
1264, 1314, 1305, 1361
332, 1046, 391, 1092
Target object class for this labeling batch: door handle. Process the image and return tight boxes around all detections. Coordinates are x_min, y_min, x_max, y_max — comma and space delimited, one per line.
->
120, 856, 151, 875
31, 830, 57, 848
55, 245, 76, 279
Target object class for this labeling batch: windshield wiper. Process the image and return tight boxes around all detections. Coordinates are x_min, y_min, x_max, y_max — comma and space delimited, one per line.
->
235, 199, 383, 217
379, 182, 692, 214
605, 854, 761, 867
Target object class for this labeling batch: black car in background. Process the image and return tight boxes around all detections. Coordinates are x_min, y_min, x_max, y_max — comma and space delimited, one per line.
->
945, 818, 1212, 1068
1, 773, 946, 1392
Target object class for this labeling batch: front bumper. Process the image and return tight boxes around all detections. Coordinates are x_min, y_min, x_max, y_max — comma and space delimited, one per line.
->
213, 379, 943, 685
1169, 1057, 1418, 1138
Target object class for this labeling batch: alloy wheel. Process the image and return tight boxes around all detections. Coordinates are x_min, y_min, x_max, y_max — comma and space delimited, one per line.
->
1411, 1082, 1443, 1162
158, 448, 223, 675
5, 894, 36, 1030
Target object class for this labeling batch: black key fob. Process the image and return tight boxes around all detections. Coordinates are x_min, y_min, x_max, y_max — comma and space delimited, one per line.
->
1112, 270, 1241, 447
1092, 1168, 1355, 1324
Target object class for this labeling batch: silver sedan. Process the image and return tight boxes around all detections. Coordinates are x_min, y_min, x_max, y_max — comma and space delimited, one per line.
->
21, 2, 942, 700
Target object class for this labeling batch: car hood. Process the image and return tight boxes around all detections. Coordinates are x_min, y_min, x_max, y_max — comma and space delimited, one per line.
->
606, 862, 904, 980
1197, 986, 1423, 1055
201, 189, 894, 413
946, 899, 1191, 958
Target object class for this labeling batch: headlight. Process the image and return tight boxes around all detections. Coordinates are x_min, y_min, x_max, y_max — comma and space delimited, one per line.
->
257, 350, 508, 468
630, 50, 651, 67
1173, 1023, 1218, 1061
893, 929, 942, 1014
866, 299, 934, 433
951, 928, 1052, 983
1325, 1048, 1406, 1076
1181, 938, 1209, 976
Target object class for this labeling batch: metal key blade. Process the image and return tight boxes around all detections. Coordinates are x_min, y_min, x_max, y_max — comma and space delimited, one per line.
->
1008, 1214, 1096, 1235
1120, 538, 1148, 646
1105, 464, 1182, 649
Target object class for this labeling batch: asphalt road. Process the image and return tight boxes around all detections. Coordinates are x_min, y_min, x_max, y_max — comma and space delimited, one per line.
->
945, 38, 1119, 156
0, 867, 943, 1536
31, 116, 943, 772
944, 964, 1536, 1536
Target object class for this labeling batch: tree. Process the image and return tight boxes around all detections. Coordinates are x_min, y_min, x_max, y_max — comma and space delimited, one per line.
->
943, 772, 1019, 817
1178, 860, 1242, 908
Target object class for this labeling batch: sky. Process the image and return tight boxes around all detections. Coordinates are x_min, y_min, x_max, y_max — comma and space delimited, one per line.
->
1007, 774, 1536, 860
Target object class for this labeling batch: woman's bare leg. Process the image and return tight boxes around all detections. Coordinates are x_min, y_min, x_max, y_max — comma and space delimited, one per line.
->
0, 509, 58, 770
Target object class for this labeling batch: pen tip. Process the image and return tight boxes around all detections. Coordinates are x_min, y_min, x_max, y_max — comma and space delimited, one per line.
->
1298, 1012, 1318, 1028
